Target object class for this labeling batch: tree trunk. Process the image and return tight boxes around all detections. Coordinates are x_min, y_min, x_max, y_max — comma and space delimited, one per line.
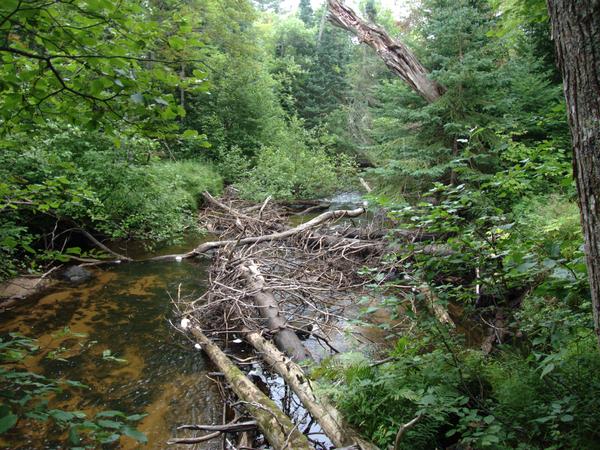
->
326, 0, 445, 102
244, 329, 379, 450
547, 0, 600, 347
240, 262, 313, 362
188, 326, 312, 450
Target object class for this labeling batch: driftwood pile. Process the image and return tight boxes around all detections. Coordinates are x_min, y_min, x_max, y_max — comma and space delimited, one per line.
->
169, 192, 384, 449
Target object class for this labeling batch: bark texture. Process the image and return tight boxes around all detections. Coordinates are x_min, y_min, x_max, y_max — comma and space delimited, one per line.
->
244, 329, 378, 450
327, 0, 444, 102
189, 326, 312, 450
547, 0, 600, 346
241, 262, 313, 362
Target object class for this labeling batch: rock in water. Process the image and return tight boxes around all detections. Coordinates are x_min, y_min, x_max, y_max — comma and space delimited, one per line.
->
62, 266, 93, 284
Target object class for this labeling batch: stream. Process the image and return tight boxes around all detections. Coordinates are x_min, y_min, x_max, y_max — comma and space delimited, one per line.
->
0, 195, 381, 449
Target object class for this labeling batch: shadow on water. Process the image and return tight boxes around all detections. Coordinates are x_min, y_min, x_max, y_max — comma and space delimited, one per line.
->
0, 255, 223, 449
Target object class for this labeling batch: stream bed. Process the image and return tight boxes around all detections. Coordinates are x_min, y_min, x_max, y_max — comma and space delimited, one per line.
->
0, 195, 384, 449
0, 251, 226, 449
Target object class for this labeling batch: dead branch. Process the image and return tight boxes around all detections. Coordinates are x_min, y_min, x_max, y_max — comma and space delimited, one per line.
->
188, 325, 312, 450
244, 329, 378, 450
150, 205, 366, 261
327, 0, 445, 102
240, 262, 312, 362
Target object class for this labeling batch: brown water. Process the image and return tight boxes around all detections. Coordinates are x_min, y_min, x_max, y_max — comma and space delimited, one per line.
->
0, 256, 223, 449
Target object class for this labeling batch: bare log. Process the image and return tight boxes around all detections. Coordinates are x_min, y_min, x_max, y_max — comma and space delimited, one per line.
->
150, 206, 366, 261
244, 329, 378, 450
188, 326, 312, 450
177, 421, 257, 432
327, 0, 444, 102
419, 284, 455, 328
241, 262, 312, 362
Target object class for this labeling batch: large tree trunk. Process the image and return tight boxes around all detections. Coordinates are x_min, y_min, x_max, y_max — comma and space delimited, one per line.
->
326, 0, 444, 102
547, 0, 600, 347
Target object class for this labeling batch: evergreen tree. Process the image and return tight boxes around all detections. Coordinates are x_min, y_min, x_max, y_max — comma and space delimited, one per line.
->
298, 0, 314, 26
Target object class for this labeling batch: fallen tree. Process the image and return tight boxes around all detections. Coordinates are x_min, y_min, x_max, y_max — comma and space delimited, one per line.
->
244, 328, 378, 450
241, 261, 312, 362
327, 0, 444, 103
186, 325, 312, 450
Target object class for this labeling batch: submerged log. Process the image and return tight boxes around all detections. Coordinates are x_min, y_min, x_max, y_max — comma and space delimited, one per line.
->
244, 329, 379, 450
240, 262, 312, 362
188, 326, 312, 450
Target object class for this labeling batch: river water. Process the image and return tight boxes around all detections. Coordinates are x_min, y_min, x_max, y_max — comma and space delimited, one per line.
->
0, 195, 382, 449
0, 248, 226, 449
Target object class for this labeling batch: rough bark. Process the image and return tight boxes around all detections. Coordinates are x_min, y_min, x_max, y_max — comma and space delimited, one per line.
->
327, 0, 445, 102
547, 0, 600, 347
188, 326, 312, 450
244, 329, 379, 450
240, 262, 313, 362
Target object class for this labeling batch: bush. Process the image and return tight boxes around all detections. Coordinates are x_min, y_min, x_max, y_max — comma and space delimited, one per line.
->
0, 124, 223, 278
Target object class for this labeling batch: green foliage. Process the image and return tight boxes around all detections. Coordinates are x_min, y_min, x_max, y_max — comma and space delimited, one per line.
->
0, 124, 222, 279
319, 323, 600, 449
236, 120, 357, 200
0, 333, 147, 448
0, 0, 209, 140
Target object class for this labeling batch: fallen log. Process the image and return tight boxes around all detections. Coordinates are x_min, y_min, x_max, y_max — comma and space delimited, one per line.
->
244, 329, 379, 450
241, 262, 312, 362
188, 326, 312, 450
150, 205, 366, 261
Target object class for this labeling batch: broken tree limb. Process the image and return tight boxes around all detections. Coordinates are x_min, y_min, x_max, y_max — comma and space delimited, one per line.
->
167, 431, 221, 445
188, 326, 312, 450
419, 284, 455, 328
176, 421, 257, 432
150, 206, 366, 261
76, 228, 132, 261
244, 329, 379, 450
241, 262, 312, 362
327, 0, 445, 103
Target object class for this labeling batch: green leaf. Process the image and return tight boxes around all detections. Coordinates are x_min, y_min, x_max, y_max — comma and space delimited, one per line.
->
181, 129, 198, 139
540, 363, 555, 378
121, 426, 147, 443
97, 419, 123, 429
0, 412, 18, 434
96, 410, 126, 418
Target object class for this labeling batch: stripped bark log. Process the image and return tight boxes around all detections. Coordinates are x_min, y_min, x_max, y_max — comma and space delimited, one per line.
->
244, 329, 379, 450
419, 284, 455, 328
240, 262, 312, 362
327, 0, 444, 103
188, 326, 312, 450
150, 206, 366, 261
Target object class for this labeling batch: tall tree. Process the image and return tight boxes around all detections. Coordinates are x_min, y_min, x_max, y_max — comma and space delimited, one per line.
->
299, 0, 314, 26
547, 0, 600, 347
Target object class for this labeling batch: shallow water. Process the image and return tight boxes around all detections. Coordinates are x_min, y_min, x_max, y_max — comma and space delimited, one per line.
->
0, 256, 223, 449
